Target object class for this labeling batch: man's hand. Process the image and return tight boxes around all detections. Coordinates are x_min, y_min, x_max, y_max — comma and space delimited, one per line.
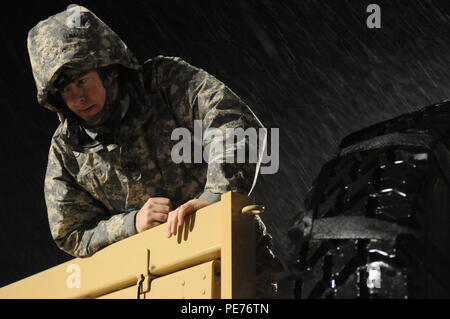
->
135, 197, 173, 233
167, 199, 209, 238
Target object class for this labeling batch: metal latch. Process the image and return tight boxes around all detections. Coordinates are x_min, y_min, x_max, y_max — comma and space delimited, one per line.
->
137, 249, 151, 299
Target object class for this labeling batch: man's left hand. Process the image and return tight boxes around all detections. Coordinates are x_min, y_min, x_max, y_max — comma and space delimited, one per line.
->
167, 199, 209, 238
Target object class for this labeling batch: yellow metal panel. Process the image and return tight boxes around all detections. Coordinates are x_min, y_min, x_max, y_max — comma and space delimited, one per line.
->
0, 192, 257, 299
220, 192, 256, 299
0, 200, 223, 299
144, 260, 220, 299
97, 285, 137, 299
99, 260, 220, 299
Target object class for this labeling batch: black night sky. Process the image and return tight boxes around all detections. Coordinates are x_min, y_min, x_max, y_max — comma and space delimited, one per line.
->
1, 0, 450, 298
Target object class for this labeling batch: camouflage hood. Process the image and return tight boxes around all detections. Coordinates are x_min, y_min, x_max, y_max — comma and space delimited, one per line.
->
27, 5, 141, 122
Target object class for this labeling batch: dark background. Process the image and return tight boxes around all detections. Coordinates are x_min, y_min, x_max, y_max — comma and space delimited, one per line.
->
1, 0, 450, 298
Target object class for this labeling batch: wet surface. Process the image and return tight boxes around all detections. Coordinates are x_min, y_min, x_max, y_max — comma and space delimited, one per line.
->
2, 0, 450, 297
296, 239, 412, 299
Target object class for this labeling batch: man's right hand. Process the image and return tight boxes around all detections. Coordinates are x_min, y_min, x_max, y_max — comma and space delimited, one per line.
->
135, 197, 173, 233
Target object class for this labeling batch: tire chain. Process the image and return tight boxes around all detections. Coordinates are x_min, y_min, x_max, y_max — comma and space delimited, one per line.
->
290, 101, 450, 298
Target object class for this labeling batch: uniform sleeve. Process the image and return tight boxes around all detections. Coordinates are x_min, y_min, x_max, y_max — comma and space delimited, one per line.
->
147, 56, 264, 204
45, 141, 139, 258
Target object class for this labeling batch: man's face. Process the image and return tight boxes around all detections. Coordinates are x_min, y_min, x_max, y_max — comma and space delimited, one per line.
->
59, 70, 107, 125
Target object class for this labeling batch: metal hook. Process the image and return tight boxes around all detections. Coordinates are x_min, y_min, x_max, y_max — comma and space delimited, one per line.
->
137, 274, 145, 299
241, 205, 265, 215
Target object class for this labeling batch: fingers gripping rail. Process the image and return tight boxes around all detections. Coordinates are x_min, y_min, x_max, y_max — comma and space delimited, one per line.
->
0, 192, 261, 299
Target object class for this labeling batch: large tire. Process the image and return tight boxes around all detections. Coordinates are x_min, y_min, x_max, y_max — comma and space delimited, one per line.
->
289, 101, 450, 298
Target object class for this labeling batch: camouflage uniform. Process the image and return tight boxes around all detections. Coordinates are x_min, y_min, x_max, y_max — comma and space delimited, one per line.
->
28, 5, 282, 297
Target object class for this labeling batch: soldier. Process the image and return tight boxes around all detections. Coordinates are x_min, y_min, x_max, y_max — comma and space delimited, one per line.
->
27, 5, 282, 297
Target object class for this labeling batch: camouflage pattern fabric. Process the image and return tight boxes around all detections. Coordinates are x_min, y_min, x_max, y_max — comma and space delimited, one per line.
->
27, 5, 141, 122
28, 5, 282, 297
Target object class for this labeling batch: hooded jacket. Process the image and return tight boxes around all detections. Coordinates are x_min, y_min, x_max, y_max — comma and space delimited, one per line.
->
28, 6, 264, 258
